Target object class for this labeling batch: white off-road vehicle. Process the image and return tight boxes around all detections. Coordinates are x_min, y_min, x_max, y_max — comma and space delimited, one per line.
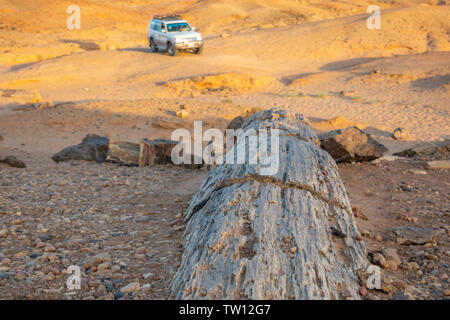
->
147, 15, 203, 56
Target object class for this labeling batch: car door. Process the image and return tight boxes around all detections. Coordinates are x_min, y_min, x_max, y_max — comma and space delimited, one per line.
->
160, 23, 168, 49
152, 21, 162, 47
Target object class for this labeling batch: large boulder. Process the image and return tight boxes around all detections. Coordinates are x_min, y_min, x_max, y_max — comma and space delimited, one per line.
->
170, 109, 368, 300
318, 127, 387, 162
51, 134, 109, 163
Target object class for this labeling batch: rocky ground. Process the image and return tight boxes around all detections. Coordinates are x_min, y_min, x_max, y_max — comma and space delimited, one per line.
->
0, 161, 206, 300
341, 159, 449, 300
0, 157, 448, 300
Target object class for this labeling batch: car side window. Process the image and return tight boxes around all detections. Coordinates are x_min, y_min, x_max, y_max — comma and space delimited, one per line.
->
150, 21, 156, 30
152, 21, 161, 32
161, 23, 166, 33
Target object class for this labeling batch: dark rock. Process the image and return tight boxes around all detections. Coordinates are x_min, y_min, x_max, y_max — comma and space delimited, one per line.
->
393, 140, 449, 161
226, 116, 245, 130
114, 291, 125, 300
51, 134, 109, 163
319, 127, 387, 162
392, 289, 413, 300
1, 156, 26, 168
0, 273, 14, 279
392, 226, 443, 245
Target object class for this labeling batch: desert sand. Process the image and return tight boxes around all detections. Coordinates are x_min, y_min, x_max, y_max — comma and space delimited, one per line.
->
0, 0, 449, 300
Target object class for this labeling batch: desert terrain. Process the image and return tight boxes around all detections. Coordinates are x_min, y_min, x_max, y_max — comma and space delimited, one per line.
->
0, 0, 449, 300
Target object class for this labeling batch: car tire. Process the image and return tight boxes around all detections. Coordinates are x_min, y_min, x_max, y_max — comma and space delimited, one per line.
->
167, 42, 178, 56
194, 46, 203, 55
150, 39, 158, 52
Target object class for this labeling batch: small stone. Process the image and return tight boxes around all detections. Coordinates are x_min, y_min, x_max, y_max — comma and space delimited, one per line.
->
0, 229, 8, 238
393, 127, 412, 141
372, 253, 387, 268
110, 265, 121, 274
44, 245, 56, 252
1, 258, 11, 265
386, 260, 398, 271
114, 291, 125, 300
358, 287, 368, 297
381, 248, 401, 265
141, 284, 151, 293
121, 282, 140, 294
361, 229, 371, 238
374, 234, 383, 242
135, 247, 146, 254
408, 262, 420, 271
392, 280, 408, 290
143, 272, 153, 279
176, 110, 189, 119
425, 254, 438, 261
45, 273, 55, 281
443, 290, 450, 297
97, 262, 109, 271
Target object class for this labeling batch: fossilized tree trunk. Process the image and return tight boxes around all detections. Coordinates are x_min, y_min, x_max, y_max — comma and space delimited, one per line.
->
170, 109, 368, 300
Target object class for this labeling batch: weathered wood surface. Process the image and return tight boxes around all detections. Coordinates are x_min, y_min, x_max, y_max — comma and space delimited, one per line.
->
139, 138, 178, 166
170, 109, 368, 300
106, 141, 140, 166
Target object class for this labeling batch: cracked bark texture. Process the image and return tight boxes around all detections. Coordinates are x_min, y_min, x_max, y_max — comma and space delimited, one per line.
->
170, 109, 368, 300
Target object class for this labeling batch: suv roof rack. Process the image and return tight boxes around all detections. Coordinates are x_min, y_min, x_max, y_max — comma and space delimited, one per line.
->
153, 14, 183, 21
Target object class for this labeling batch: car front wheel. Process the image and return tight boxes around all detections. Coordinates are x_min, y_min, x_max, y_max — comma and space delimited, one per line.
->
194, 46, 203, 55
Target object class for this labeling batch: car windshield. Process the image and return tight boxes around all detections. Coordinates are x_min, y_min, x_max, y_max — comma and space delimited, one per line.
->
167, 22, 191, 32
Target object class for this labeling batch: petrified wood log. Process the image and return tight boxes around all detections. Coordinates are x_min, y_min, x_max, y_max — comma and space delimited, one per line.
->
106, 141, 140, 166
170, 109, 368, 300
51, 134, 109, 163
139, 138, 179, 166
